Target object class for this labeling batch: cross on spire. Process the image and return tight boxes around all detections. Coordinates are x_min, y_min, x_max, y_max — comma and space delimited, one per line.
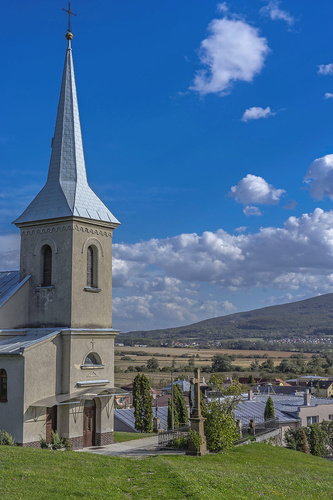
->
62, 1, 77, 33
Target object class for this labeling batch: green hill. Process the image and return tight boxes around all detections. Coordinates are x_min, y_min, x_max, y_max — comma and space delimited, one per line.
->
120, 293, 333, 345
0, 443, 332, 499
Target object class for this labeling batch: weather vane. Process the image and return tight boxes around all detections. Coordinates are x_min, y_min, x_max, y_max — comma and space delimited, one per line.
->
62, 1, 77, 33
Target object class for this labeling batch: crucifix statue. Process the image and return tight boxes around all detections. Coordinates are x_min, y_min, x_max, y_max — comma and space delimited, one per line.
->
187, 367, 207, 456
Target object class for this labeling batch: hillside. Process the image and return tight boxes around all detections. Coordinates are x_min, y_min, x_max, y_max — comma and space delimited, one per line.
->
119, 293, 333, 345
0, 444, 332, 499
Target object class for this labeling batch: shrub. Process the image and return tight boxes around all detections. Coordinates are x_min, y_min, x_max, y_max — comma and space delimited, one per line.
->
0, 430, 15, 445
188, 429, 202, 451
50, 430, 63, 450
40, 437, 48, 449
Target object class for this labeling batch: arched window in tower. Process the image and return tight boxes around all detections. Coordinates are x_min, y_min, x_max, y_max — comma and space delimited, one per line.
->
42, 245, 52, 286
87, 246, 97, 288
0, 369, 7, 402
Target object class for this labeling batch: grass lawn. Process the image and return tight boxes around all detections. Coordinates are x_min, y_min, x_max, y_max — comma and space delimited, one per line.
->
113, 432, 155, 443
0, 443, 332, 499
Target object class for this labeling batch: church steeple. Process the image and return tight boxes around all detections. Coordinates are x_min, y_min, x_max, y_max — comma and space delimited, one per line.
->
14, 31, 119, 227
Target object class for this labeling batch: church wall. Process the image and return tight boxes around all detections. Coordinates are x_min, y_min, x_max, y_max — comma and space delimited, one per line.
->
19, 221, 74, 327
0, 279, 30, 329
22, 333, 62, 444
63, 330, 116, 390
0, 356, 24, 443
70, 221, 114, 328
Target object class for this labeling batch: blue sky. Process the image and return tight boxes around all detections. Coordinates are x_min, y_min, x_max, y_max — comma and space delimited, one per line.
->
2, 1, 333, 332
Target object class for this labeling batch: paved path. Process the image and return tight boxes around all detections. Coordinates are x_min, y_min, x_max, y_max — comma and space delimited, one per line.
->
79, 436, 185, 457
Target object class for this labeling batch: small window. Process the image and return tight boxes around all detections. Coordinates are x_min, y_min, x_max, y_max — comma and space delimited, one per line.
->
307, 416, 319, 425
0, 369, 7, 402
87, 246, 97, 288
42, 245, 52, 286
84, 353, 101, 366
329, 415, 333, 421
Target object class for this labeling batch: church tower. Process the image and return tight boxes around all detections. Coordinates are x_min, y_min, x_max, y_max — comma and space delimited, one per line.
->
14, 31, 120, 329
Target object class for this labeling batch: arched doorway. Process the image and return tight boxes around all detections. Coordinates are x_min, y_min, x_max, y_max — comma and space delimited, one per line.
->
83, 400, 96, 447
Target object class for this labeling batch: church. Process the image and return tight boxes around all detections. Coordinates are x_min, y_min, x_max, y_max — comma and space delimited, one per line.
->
0, 25, 126, 449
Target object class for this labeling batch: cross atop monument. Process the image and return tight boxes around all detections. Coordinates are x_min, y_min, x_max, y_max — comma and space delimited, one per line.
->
62, 1, 77, 33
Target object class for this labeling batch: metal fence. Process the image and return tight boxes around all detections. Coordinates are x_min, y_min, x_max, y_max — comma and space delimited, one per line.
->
158, 425, 190, 449
236, 415, 279, 437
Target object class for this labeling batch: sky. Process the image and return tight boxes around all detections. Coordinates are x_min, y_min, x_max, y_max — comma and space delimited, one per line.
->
2, 1, 333, 332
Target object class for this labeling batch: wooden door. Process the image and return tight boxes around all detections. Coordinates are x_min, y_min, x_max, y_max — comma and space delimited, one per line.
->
83, 400, 96, 447
46, 406, 57, 442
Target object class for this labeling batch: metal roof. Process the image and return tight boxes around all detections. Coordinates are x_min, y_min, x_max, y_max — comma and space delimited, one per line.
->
114, 406, 170, 432
0, 329, 60, 355
235, 401, 298, 424
0, 271, 20, 305
14, 39, 120, 227
31, 387, 129, 407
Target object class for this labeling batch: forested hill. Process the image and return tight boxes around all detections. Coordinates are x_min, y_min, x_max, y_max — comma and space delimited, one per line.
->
119, 293, 333, 345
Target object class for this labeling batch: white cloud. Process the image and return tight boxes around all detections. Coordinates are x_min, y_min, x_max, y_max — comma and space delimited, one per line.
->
217, 2, 228, 13
325, 93, 333, 99
243, 205, 262, 217
318, 64, 333, 75
260, 1, 295, 26
229, 174, 286, 205
5, 209, 333, 331
190, 17, 269, 95
241, 106, 275, 122
304, 154, 333, 200
0, 234, 20, 271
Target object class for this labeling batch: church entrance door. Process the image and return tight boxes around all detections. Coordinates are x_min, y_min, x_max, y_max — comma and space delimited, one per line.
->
83, 400, 96, 447
46, 406, 57, 442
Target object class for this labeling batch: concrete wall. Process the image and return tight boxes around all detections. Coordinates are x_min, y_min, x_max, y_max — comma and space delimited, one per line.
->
0, 279, 30, 329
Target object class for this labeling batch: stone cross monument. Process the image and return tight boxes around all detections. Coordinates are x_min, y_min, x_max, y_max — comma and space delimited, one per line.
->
187, 368, 207, 455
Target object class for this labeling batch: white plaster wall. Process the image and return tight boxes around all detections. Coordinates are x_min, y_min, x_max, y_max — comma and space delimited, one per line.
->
0, 356, 24, 443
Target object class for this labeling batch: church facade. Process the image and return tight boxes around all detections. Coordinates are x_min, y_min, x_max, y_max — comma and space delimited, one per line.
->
0, 29, 125, 449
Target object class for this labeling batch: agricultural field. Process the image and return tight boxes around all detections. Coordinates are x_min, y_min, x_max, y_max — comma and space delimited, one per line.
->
114, 346, 314, 388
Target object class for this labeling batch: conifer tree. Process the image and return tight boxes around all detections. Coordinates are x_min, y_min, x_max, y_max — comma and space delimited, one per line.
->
173, 383, 189, 426
264, 396, 275, 420
301, 428, 310, 454
133, 373, 153, 433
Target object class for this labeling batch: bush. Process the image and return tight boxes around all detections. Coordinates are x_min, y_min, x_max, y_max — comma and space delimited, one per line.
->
40, 437, 48, 449
50, 430, 63, 450
0, 430, 15, 445
188, 429, 202, 451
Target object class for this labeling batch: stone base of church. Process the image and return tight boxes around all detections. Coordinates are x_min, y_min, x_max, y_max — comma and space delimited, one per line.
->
95, 431, 114, 446
21, 440, 41, 449
68, 436, 84, 450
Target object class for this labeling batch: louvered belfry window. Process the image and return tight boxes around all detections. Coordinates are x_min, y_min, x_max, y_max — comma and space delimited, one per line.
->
87, 246, 94, 287
42, 245, 52, 286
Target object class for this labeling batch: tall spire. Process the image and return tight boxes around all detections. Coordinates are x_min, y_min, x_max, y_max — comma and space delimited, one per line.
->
14, 32, 120, 227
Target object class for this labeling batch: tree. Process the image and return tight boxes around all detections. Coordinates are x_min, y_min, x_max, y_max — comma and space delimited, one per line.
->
146, 357, 159, 372
264, 396, 275, 420
301, 429, 310, 454
132, 373, 153, 433
173, 383, 189, 426
204, 399, 239, 452
308, 423, 327, 457
211, 354, 233, 372
248, 374, 256, 385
